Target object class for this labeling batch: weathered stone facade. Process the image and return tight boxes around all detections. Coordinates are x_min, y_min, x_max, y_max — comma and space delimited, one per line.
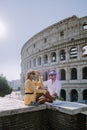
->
21, 15, 87, 103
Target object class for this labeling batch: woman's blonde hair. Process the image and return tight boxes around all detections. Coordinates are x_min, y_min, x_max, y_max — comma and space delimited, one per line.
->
26, 70, 35, 80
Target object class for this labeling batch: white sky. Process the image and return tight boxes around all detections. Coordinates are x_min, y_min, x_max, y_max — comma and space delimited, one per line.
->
0, 0, 87, 81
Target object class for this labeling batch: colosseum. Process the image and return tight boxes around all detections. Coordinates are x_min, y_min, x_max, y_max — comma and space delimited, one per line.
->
21, 15, 87, 103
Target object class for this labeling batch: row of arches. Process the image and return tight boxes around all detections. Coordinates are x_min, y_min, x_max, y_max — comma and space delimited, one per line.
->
33, 47, 77, 67
42, 67, 87, 81
60, 89, 87, 102
23, 45, 87, 70
60, 67, 87, 80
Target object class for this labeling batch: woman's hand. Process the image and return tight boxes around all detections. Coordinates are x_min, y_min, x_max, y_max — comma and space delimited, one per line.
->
35, 70, 41, 76
52, 93, 57, 99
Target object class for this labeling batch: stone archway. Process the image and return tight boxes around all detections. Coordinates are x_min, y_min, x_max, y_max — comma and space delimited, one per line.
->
60, 89, 66, 101
70, 89, 78, 102
83, 89, 87, 100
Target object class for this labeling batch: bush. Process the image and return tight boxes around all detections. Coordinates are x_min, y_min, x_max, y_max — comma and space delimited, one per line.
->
58, 96, 64, 101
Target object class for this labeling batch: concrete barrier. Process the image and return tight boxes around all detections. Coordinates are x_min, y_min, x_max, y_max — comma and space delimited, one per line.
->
0, 97, 87, 130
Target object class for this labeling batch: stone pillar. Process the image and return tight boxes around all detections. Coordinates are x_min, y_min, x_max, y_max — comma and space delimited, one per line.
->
77, 44, 81, 60
56, 50, 59, 63
78, 66, 81, 81
66, 47, 69, 61
78, 88, 83, 102
66, 67, 68, 81
67, 66, 70, 81
48, 52, 51, 64
40, 55, 43, 65
66, 88, 71, 101
36, 56, 38, 67
80, 66, 83, 80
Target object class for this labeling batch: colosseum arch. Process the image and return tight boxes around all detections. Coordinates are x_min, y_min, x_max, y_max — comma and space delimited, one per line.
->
82, 45, 87, 57
37, 56, 41, 66
51, 52, 56, 62
70, 47, 78, 59
82, 67, 87, 79
71, 68, 77, 80
60, 89, 66, 101
43, 54, 48, 64
83, 89, 87, 100
70, 89, 78, 102
60, 49, 66, 61
43, 71, 48, 81
33, 58, 36, 67
83, 24, 87, 30
60, 69, 66, 80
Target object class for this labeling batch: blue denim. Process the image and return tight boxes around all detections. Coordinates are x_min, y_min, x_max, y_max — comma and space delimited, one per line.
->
31, 101, 40, 106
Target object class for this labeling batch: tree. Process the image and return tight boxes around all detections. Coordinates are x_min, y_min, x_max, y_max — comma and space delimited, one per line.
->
0, 75, 12, 97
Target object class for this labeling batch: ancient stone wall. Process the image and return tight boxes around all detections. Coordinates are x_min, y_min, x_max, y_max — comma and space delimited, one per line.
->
0, 109, 86, 130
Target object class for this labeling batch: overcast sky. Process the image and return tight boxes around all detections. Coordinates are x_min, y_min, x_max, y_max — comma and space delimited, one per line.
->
0, 0, 87, 81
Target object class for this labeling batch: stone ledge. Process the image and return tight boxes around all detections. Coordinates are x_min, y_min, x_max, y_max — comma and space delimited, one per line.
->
45, 101, 87, 115
0, 97, 87, 117
0, 97, 46, 117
